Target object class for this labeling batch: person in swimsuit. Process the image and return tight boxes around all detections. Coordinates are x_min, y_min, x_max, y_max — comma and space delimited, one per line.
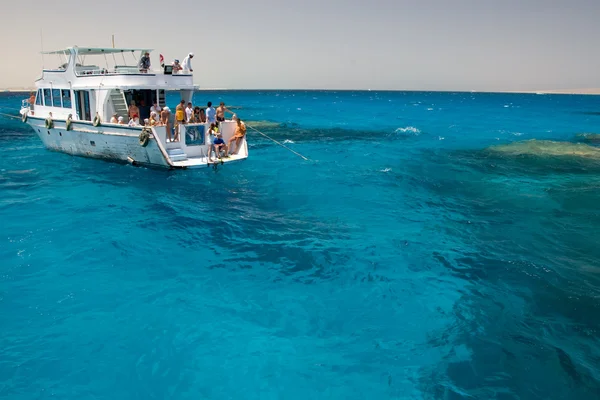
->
174, 100, 185, 141
216, 102, 230, 122
228, 116, 247, 155
128, 101, 140, 121
161, 107, 172, 141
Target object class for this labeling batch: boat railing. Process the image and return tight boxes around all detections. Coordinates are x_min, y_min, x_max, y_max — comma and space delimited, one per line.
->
74, 65, 192, 77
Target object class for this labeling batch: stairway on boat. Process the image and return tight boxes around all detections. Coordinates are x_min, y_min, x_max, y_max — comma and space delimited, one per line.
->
109, 89, 129, 120
167, 148, 188, 162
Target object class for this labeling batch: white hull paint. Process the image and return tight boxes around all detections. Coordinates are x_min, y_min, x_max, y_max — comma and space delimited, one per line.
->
27, 116, 171, 168
25, 117, 249, 169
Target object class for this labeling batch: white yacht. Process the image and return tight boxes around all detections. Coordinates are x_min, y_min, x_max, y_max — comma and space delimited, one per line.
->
19, 46, 248, 169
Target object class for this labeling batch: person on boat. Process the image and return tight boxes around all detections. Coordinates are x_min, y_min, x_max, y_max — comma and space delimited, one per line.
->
150, 111, 159, 126
28, 92, 36, 113
128, 101, 140, 121
172, 59, 182, 74
161, 107, 173, 141
192, 106, 202, 122
206, 101, 216, 124
228, 116, 247, 155
206, 123, 217, 160
128, 117, 140, 127
110, 113, 118, 123
174, 100, 186, 142
211, 130, 228, 160
216, 102, 230, 122
185, 102, 193, 123
118, 116, 125, 124
150, 101, 161, 116
182, 53, 194, 73
199, 108, 206, 123
139, 52, 151, 73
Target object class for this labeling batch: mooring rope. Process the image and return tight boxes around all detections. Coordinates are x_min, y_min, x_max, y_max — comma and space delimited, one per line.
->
245, 123, 309, 161
0, 111, 20, 120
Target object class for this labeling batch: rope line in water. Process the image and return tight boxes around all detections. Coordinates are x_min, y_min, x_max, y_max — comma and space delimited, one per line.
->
0, 112, 20, 120
245, 123, 309, 161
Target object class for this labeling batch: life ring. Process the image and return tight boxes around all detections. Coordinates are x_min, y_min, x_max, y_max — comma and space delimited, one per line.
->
21, 112, 27, 123
66, 117, 73, 131
45, 118, 54, 129
92, 114, 101, 127
139, 128, 151, 147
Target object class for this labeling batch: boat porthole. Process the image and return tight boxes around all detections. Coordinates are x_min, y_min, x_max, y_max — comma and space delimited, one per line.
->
59, 132, 62, 136
47, 131, 50, 135
37, 129, 40, 133
90, 141, 96, 146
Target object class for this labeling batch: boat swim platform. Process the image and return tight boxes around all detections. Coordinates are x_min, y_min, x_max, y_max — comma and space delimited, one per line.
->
171, 153, 247, 169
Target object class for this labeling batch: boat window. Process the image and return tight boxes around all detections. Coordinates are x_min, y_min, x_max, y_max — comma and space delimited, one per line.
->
52, 89, 62, 107
43, 89, 51, 106
62, 90, 72, 108
35, 89, 43, 106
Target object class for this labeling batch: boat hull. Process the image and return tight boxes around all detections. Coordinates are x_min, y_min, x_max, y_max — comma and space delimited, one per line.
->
25, 116, 249, 169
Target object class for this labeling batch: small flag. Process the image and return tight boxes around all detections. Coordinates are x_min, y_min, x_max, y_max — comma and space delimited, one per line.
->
159, 54, 164, 67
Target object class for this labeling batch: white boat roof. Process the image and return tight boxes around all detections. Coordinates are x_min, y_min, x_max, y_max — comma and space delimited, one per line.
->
42, 47, 151, 55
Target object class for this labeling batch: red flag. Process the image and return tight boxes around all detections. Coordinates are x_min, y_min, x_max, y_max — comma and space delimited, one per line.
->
159, 54, 164, 67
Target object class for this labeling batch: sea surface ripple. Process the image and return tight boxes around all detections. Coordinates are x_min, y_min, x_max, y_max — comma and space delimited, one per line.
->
1, 90, 600, 399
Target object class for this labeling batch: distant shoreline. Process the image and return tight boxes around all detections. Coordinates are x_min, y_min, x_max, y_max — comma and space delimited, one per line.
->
3, 88, 600, 95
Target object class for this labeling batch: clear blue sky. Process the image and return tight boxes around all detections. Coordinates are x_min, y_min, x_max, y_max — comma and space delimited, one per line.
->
3, 0, 600, 91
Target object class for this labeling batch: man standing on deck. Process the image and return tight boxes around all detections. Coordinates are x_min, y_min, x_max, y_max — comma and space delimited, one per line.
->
206, 101, 216, 124
185, 102, 193, 123
138, 52, 151, 73
216, 102, 230, 122
150, 100, 161, 116
182, 53, 194, 73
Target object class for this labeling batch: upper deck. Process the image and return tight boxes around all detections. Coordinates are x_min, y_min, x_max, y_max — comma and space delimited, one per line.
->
36, 46, 194, 90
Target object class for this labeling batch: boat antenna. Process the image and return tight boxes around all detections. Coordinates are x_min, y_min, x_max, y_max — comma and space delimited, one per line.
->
40, 29, 45, 69
112, 34, 115, 49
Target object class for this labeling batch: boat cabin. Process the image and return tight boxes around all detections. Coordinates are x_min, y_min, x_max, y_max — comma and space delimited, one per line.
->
30, 46, 194, 123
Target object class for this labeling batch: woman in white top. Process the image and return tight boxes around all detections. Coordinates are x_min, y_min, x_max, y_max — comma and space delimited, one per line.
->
110, 114, 118, 123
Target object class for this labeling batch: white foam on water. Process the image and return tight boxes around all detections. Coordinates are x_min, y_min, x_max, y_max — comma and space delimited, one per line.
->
438, 136, 445, 140
395, 126, 421, 135
427, 108, 434, 111
380, 168, 392, 172
283, 139, 295, 144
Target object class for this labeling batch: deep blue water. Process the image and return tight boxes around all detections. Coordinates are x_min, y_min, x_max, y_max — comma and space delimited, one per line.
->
1, 90, 600, 399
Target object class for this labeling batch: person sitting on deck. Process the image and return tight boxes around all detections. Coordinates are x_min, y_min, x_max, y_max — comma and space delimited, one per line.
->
228, 116, 247, 155
182, 53, 194, 73
128, 101, 140, 121
110, 113, 118, 123
150, 111, 159, 126
128, 117, 140, 127
172, 59, 182, 74
118, 116, 125, 124
138, 52, 151, 73
210, 129, 228, 161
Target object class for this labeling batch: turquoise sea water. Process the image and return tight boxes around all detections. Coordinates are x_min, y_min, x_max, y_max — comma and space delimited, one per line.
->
1, 90, 600, 399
